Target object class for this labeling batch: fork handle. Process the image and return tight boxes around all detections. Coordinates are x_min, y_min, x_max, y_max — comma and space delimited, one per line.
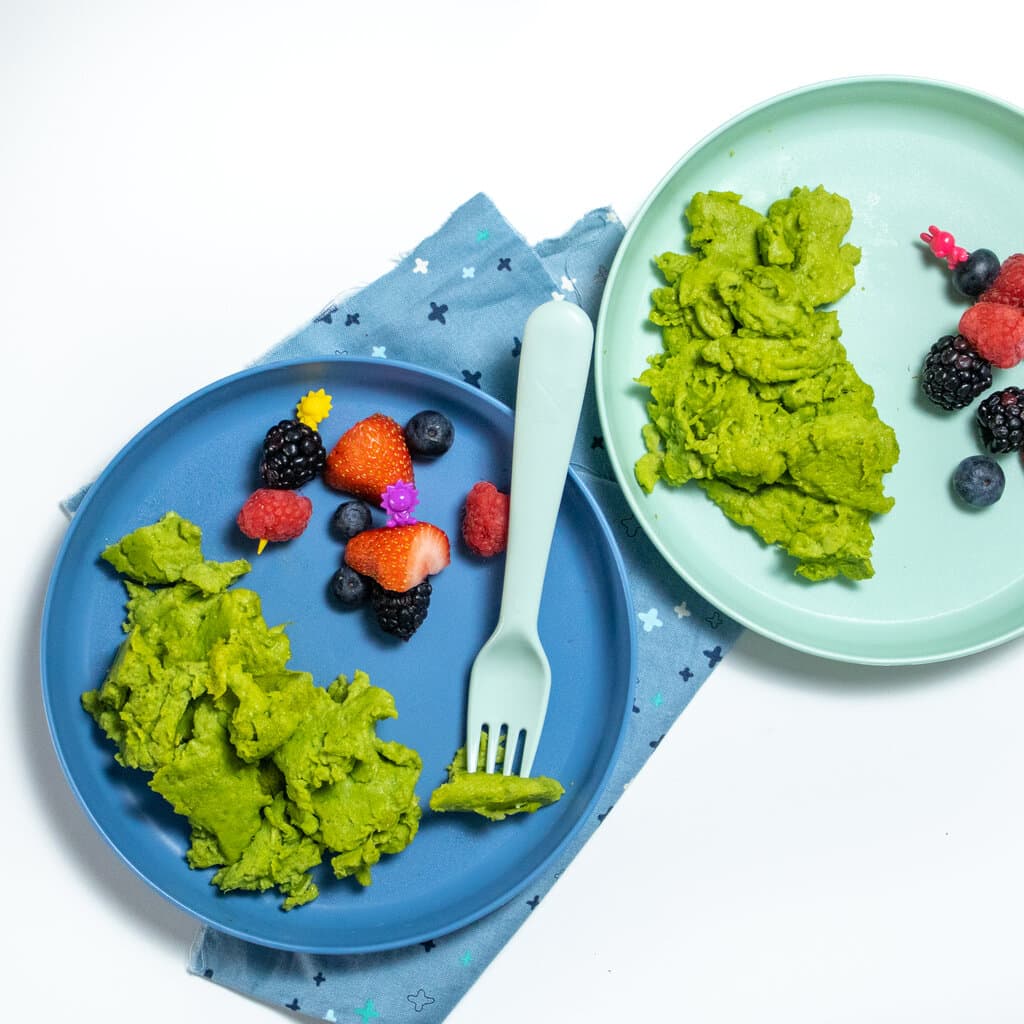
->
497, 300, 594, 633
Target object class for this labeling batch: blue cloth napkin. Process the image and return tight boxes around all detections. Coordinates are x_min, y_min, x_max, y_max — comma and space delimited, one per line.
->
75, 192, 742, 1021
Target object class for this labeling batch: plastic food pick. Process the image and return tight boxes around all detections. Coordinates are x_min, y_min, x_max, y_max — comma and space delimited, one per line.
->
295, 388, 333, 430
920, 225, 969, 269
381, 480, 419, 526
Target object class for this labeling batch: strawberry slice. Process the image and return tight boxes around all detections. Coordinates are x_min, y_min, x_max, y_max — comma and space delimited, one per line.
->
344, 522, 450, 592
324, 413, 414, 503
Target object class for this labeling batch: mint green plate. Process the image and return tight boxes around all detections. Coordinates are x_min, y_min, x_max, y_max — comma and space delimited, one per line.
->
595, 77, 1024, 665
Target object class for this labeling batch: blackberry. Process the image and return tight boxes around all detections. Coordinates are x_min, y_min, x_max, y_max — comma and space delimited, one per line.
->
977, 387, 1024, 453
369, 580, 431, 640
259, 419, 326, 488
920, 335, 992, 410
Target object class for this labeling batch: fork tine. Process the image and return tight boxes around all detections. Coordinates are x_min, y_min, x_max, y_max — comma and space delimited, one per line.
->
519, 728, 540, 779
485, 726, 502, 773
503, 725, 524, 776
465, 720, 484, 773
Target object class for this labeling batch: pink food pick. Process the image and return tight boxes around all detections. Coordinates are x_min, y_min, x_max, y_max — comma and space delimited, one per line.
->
380, 480, 419, 526
920, 224, 969, 269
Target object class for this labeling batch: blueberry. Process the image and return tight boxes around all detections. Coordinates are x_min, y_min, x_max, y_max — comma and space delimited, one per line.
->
331, 500, 373, 540
952, 248, 1000, 298
952, 455, 1005, 507
329, 565, 370, 605
405, 410, 454, 457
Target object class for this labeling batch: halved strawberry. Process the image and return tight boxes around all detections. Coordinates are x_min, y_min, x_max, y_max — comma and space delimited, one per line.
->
324, 413, 414, 503
344, 522, 450, 592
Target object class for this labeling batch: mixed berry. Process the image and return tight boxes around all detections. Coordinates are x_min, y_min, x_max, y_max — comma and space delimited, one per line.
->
920, 227, 1024, 507
233, 386, 459, 640
322, 407, 455, 640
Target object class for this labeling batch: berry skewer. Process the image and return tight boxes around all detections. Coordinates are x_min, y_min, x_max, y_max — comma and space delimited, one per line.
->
921, 226, 1024, 370
920, 225, 1000, 298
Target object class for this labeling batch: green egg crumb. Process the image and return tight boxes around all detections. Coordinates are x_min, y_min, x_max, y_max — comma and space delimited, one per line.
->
83, 511, 422, 909
429, 738, 564, 821
635, 186, 899, 581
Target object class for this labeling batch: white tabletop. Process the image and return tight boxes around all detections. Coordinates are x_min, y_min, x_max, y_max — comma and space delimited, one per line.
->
5, 3, 1024, 1021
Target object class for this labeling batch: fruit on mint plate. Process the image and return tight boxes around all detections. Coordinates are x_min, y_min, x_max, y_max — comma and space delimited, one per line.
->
324, 413, 414, 502
919, 334, 992, 411
951, 247, 1001, 298
980, 253, 1024, 308
976, 387, 1024, 453
959, 253, 1024, 369
952, 455, 1005, 508
959, 302, 1024, 369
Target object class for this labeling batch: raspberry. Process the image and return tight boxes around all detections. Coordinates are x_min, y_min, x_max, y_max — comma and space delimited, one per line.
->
976, 387, 1024, 453
461, 481, 510, 557
958, 301, 1024, 369
259, 419, 326, 489
919, 335, 992, 410
981, 253, 1024, 308
237, 488, 313, 549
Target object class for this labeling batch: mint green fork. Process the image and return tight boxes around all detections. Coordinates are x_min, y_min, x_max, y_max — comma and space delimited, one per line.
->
465, 300, 595, 777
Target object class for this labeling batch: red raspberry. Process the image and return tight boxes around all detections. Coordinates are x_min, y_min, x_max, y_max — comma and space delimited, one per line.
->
958, 301, 1024, 369
980, 253, 1024, 308
461, 481, 509, 557
237, 488, 313, 549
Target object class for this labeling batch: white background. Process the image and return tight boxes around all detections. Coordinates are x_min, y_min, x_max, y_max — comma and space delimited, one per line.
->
4, 2, 1024, 1021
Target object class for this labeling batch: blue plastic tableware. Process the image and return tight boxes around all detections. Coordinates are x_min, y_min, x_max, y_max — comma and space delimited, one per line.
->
41, 357, 635, 953
596, 76, 1024, 665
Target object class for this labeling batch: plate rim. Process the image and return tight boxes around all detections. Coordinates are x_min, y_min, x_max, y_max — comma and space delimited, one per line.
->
40, 354, 638, 953
594, 74, 1024, 666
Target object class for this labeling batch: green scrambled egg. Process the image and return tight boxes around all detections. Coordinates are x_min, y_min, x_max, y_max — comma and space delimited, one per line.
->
83, 512, 422, 909
429, 741, 564, 821
635, 186, 899, 581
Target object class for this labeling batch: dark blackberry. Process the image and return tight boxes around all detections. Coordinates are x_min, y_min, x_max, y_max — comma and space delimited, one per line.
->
920, 335, 992, 410
369, 580, 431, 640
977, 387, 1024, 453
259, 419, 326, 488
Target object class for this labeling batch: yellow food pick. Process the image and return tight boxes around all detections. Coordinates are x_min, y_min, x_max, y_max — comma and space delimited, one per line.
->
296, 388, 333, 430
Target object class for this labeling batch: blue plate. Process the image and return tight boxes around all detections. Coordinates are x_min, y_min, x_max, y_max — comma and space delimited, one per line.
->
41, 357, 635, 953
